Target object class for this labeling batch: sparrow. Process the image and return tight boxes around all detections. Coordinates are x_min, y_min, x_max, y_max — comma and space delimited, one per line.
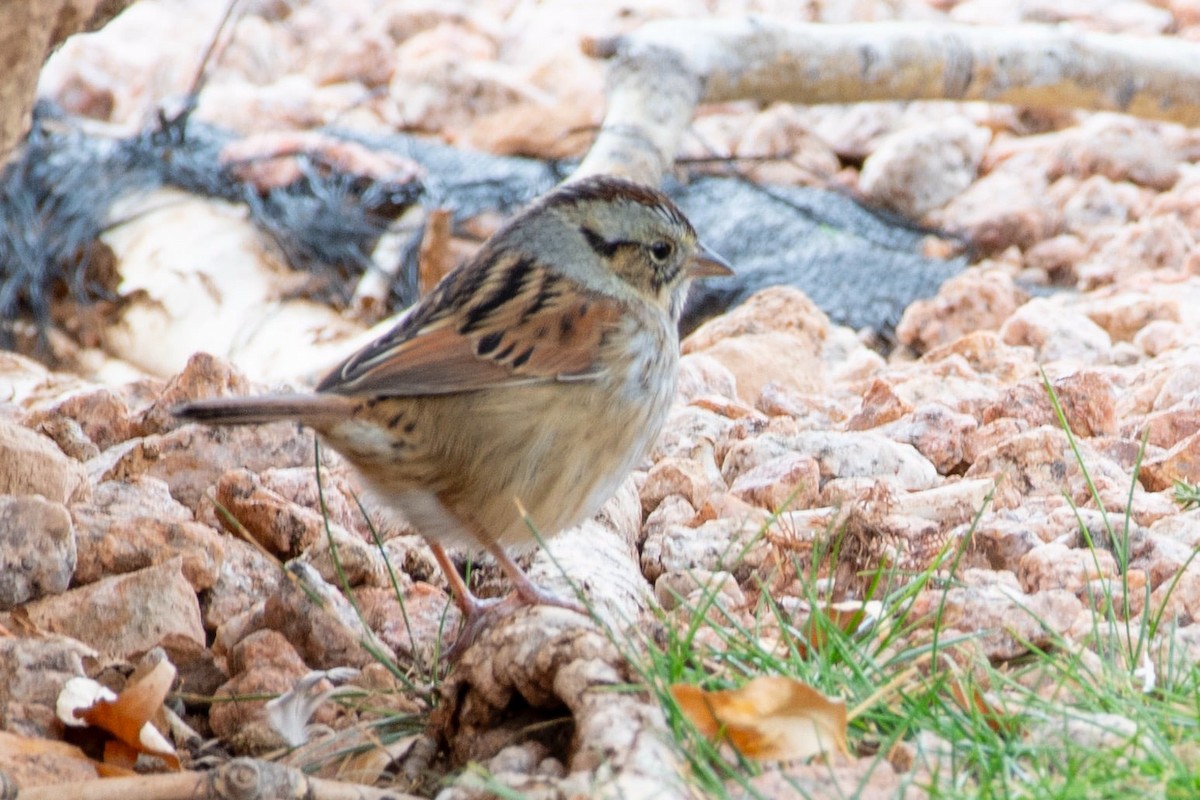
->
174, 175, 732, 655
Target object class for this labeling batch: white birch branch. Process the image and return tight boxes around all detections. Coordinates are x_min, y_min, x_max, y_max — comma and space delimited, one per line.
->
575, 18, 1200, 184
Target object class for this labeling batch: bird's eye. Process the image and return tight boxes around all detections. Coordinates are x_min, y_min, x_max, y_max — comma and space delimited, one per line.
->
649, 240, 674, 262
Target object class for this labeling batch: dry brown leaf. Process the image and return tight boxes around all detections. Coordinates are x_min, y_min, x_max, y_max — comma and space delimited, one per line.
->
792, 600, 881, 658
60, 659, 181, 769
324, 733, 420, 784
948, 673, 1017, 736
671, 675, 848, 761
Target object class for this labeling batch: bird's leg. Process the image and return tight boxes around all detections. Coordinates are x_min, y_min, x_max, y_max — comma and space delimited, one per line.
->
481, 539, 586, 615
427, 540, 502, 660
427, 540, 485, 616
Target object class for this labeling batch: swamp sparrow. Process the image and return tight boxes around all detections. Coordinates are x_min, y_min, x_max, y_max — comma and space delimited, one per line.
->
174, 175, 732, 654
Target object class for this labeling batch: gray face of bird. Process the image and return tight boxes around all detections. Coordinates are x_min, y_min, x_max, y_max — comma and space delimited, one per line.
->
517, 180, 731, 321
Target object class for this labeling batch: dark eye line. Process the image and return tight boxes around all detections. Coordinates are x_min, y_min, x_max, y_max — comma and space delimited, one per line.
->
580, 227, 624, 259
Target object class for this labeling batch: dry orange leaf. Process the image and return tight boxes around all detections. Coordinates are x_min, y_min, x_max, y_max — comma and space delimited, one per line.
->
57, 659, 181, 769
793, 600, 881, 658
671, 675, 848, 761
948, 675, 1017, 736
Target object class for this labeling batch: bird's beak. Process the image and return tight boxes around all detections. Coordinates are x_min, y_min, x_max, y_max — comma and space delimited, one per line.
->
687, 241, 734, 277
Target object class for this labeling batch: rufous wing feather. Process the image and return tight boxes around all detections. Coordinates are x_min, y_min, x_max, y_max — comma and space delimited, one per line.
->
318, 251, 624, 396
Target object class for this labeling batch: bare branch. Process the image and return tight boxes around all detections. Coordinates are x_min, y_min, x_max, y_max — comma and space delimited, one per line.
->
12, 757, 421, 800
577, 18, 1200, 183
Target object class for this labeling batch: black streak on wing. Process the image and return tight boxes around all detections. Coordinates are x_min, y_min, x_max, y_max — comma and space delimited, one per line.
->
461, 255, 535, 332
475, 330, 504, 355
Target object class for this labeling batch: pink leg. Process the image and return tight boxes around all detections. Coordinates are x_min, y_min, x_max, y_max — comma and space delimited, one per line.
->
428, 540, 484, 616
482, 539, 585, 614
427, 541, 502, 660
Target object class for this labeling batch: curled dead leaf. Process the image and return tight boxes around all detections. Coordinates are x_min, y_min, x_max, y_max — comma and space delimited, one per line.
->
671, 675, 848, 761
792, 599, 883, 658
55, 659, 180, 769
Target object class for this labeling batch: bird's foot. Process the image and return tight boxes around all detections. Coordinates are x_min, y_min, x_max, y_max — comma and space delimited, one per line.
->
442, 583, 588, 661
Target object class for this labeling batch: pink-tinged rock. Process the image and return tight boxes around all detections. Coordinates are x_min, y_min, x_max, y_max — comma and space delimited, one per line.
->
71, 477, 224, 590
683, 286, 830, 352
0, 353, 54, 406
932, 570, 1084, 660
846, 379, 913, 431
389, 26, 537, 134
693, 332, 825, 406
138, 352, 254, 436
859, 118, 990, 217
21, 558, 204, 660
212, 468, 333, 558
92, 421, 316, 511
720, 434, 803, 485
1134, 320, 1189, 357
209, 629, 317, 754
1124, 407, 1200, 448
1018, 542, 1119, 594
261, 563, 380, 669
1057, 114, 1182, 188
981, 371, 1117, 437
1056, 174, 1149, 234
1147, 563, 1200, 627
23, 387, 137, 454
357, 582, 457, 661
0, 635, 96, 738
965, 426, 1129, 505
654, 569, 743, 613
301, 521, 391, 589
203, 537, 283, 632
793, 431, 940, 490
1077, 215, 1196, 288
675, 353, 739, 405
750, 756, 909, 800
1000, 297, 1113, 364
0, 496, 74, 608
896, 269, 1026, 353
641, 517, 771, 584
460, 101, 596, 160
243, 466, 371, 539
1140, 429, 1200, 491
963, 417, 1026, 465
818, 475, 903, 508
0, 730, 101, 787
1024, 234, 1088, 285
825, 331, 887, 385
640, 455, 724, 516
1078, 290, 1181, 342
652, 405, 737, 462
1148, 165, 1200, 229
1150, 358, 1200, 411
0, 420, 89, 504
972, 514, 1047, 572
641, 494, 697, 549
306, 25, 395, 88
920, 330, 1037, 383
159, 633, 228, 698
754, 384, 850, 429
932, 169, 1061, 255
736, 103, 841, 187
878, 403, 978, 475
729, 453, 821, 512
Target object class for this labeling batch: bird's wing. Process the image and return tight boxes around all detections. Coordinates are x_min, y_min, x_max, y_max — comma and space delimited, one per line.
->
317, 250, 624, 396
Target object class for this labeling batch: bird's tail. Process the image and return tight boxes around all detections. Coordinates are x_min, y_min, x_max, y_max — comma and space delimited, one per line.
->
172, 394, 352, 426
